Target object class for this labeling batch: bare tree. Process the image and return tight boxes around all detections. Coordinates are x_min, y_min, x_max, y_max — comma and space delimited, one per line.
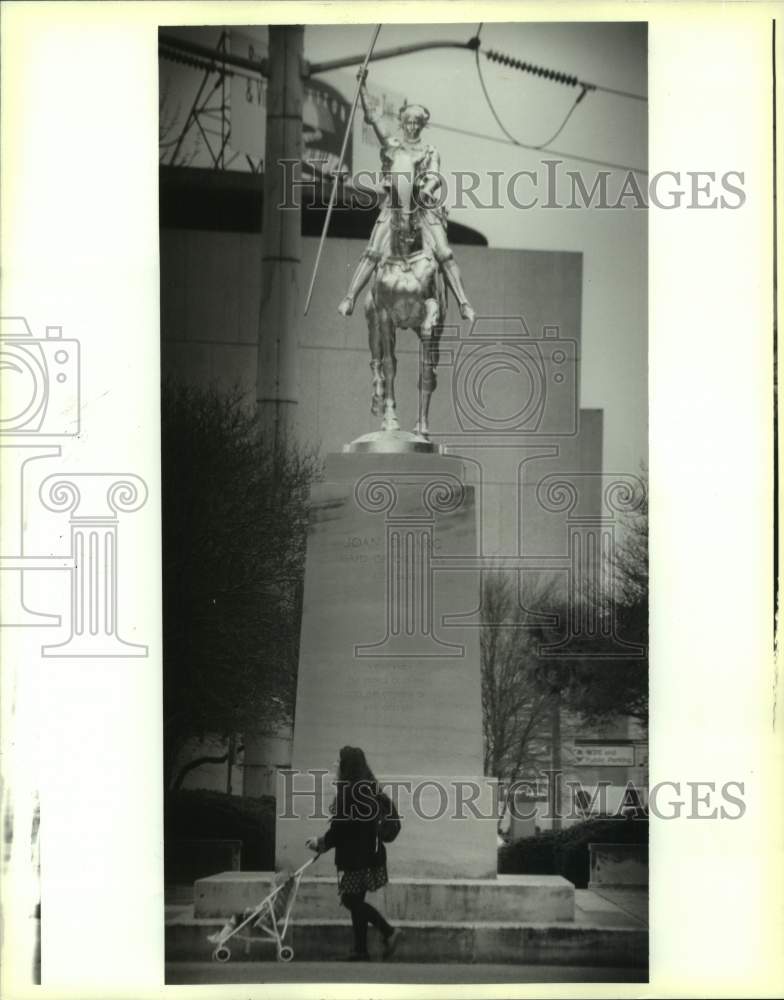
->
481, 571, 574, 816
566, 467, 649, 725
159, 73, 202, 167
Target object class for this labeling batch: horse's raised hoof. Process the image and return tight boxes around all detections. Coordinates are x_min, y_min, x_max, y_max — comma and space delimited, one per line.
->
338, 295, 355, 317
371, 394, 384, 417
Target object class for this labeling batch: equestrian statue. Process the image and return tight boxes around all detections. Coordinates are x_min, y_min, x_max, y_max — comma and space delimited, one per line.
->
337, 71, 476, 438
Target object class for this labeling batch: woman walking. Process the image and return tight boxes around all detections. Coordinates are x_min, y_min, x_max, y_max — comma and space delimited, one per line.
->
306, 746, 403, 961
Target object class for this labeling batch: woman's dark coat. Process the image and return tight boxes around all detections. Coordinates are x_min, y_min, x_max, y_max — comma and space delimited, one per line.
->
321, 781, 387, 872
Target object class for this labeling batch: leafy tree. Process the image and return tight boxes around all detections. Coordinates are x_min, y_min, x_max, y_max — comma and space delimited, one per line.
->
161, 380, 320, 789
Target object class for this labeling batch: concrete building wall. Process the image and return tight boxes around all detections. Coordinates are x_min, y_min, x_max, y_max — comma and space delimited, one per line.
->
160, 231, 603, 564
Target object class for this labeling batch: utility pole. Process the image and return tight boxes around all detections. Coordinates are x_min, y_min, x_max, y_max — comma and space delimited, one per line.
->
244, 26, 304, 802
256, 25, 304, 450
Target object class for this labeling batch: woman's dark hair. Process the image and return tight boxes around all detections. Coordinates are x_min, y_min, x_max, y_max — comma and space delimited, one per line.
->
332, 746, 379, 819
337, 745, 377, 787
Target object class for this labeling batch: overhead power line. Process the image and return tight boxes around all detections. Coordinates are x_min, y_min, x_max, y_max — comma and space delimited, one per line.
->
158, 30, 647, 175
428, 118, 648, 176
480, 45, 647, 103
159, 40, 260, 86
484, 48, 583, 89
470, 39, 647, 172
308, 39, 477, 75
160, 32, 267, 77
475, 46, 590, 150
158, 30, 647, 104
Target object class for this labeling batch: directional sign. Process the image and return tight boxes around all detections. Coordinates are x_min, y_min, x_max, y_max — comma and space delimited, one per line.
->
569, 744, 635, 766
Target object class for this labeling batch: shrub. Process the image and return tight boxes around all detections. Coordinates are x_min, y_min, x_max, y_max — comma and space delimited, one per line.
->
165, 789, 275, 882
498, 815, 648, 888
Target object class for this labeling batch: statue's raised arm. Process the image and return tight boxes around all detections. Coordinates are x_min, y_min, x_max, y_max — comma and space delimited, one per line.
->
358, 73, 391, 146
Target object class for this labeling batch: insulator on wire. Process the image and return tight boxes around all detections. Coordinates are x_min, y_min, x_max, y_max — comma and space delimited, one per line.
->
160, 46, 235, 79
483, 47, 590, 90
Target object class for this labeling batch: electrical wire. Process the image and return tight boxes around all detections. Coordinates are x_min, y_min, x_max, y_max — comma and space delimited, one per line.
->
466, 31, 646, 173
481, 45, 647, 102
475, 45, 589, 150
160, 44, 261, 87
428, 117, 648, 176
161, 27, 646, 176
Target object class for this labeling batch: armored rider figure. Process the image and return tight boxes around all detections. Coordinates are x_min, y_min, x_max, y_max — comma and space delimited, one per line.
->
337, 72, 476, 323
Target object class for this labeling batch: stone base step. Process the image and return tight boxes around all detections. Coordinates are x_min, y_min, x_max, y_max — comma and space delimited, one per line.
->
166, 912, 646, 968
194, 872, 574, 922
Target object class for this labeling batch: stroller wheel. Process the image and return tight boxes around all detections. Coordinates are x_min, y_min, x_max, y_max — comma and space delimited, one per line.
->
213, 946, 231, 963
279, 946, 294, 963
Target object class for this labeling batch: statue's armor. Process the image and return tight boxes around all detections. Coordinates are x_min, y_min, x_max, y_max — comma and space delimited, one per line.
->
337, 97, 476, 436
338, 99, 474, 329
364, 138, 451, 263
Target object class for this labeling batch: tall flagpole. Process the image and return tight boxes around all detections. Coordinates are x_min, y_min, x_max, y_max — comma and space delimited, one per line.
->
303, 24, 381, 316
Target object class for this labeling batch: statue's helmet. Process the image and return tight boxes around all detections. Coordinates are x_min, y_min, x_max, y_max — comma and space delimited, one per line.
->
398, 101, 430, 128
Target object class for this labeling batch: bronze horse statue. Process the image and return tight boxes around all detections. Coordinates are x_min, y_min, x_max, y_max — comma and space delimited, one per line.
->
362, 146, 446, 438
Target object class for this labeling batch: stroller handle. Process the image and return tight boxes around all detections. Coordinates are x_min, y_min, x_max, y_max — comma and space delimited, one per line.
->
293, 855, 319, 877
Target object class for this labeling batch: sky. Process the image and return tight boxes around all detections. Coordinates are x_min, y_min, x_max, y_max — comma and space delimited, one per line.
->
163, 21, 648, 475
307, 22, 649, 477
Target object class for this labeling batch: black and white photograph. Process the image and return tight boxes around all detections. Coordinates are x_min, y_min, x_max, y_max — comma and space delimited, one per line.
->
0, 4, 780, 999
159, 20, 650, 985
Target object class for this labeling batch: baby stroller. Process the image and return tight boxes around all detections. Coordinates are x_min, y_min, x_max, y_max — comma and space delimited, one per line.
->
207, 856, 318, 963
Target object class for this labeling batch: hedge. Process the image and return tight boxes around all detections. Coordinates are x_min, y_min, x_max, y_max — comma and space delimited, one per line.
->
165, 789, 276, 881
498, 815, 648, 888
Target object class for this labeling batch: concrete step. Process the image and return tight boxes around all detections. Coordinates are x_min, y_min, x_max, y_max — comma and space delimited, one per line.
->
194, 872, 574, 922
166, 910, 646, 967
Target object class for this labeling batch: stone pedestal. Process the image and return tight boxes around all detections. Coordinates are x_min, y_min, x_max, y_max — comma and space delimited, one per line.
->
275, 451, 497, 877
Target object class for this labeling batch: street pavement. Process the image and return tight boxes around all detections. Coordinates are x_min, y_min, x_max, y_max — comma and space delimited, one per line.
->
166, 961, 648, 984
